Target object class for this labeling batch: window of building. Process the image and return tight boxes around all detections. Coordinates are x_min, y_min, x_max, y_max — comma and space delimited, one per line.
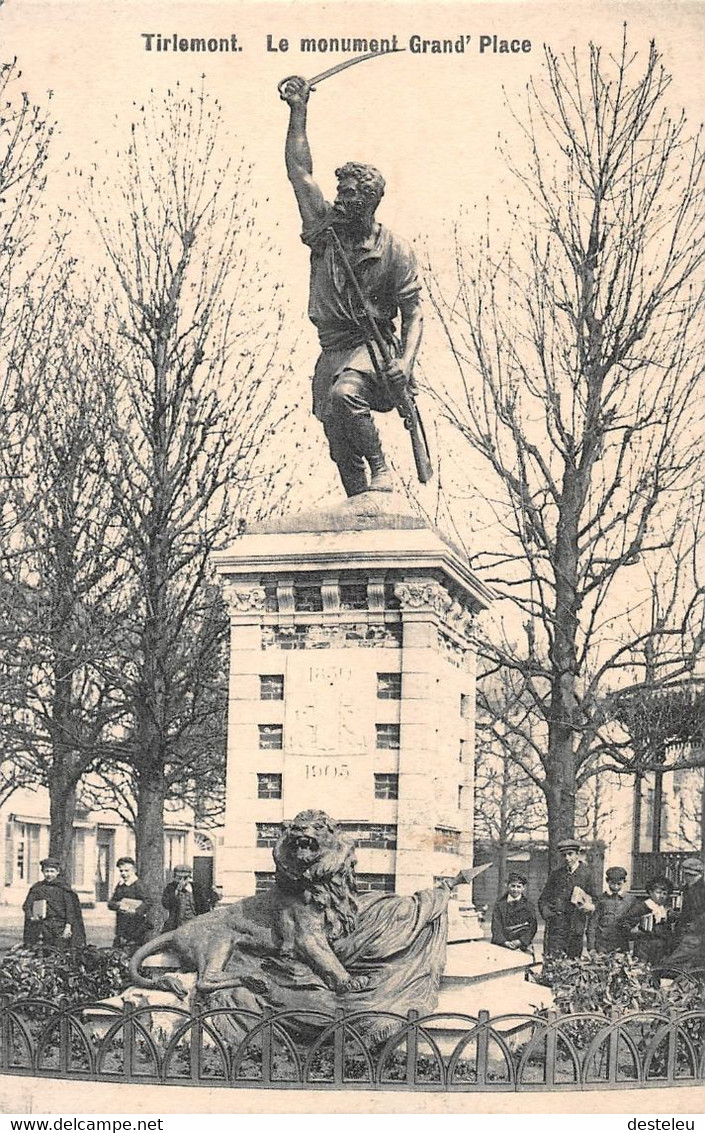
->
4, 823, 12, 886
260, 674, 284, 700
164, 830, 187, 874
434, 826, 461, 853
458, 785, 465, 809
256, 822, 282, 848
257, 773, 283, 800
377, 673, 402, 700
460, 693, 471, 719
384, 583, 401, 610
340, 583, 368, 611
459, 738, 465, 763
14, 822, 41, 884
374, 773, 399, 800
255, 871, 276, 892
15, 832, 24, 883
357, 873, 396, 893
339, 822, 397, 849
294, 584, 323, 612
72, 829, 86, 888
259, 724, 283, 749
375, 723, 400, 749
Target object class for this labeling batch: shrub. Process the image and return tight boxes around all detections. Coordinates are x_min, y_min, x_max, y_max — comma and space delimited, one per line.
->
535, 950, 705, 1016
0, 946, 131, 1007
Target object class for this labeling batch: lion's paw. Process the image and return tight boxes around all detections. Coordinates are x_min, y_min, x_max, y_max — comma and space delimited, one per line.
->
341, 974, 370, 993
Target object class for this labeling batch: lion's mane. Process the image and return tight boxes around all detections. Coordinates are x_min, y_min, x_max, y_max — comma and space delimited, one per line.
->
272, 809, 359, 940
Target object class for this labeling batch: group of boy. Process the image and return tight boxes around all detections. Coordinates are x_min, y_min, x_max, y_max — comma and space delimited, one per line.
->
491, 840, 705, 963
22, 855, 220, 954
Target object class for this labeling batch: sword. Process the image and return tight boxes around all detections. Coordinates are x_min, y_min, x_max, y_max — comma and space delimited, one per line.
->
278, 49, 404, 99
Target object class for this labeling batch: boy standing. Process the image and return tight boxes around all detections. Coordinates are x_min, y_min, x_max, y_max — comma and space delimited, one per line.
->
22, 857, 86, 950
589, 866, 637, 952
108, 856, 152, 951
538, 839, 598, 957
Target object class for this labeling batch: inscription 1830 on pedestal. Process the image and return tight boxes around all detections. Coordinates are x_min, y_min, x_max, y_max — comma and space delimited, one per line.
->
282, 660, 374, 818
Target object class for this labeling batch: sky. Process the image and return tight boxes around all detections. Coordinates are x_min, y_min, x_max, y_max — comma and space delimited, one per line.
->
3, 0, 705, 634
5, 1, 705, 267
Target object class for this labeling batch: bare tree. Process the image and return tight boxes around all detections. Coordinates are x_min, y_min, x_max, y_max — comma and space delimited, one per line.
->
0, 288, 128, 876
89, 83, 292, 910
428, 33, 705, 855
474, 667, 548, 893
0, 60, 85, 826
0, 59, 66, 511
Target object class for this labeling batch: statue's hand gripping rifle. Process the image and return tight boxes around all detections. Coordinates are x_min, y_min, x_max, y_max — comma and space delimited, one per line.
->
326, 226, 433, 485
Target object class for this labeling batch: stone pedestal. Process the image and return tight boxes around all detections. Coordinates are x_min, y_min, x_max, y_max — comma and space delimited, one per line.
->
212, 493, 492, 904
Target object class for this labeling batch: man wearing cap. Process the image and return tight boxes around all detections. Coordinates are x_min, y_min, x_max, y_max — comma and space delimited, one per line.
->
491, 872, 538, 952
22, 858, 86, 950
538, 839, 598, 958
161, 865, 221, 932
588, 866, 637, 953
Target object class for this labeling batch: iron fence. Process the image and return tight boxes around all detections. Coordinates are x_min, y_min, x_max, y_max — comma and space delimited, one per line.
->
0, 997, 704, 1091
633, 851, 700, 892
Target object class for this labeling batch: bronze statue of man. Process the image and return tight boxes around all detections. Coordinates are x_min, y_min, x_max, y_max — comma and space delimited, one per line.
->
281, 76, 424, 497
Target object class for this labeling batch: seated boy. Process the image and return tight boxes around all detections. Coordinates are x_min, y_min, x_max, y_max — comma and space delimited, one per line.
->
491, 872, 538, 952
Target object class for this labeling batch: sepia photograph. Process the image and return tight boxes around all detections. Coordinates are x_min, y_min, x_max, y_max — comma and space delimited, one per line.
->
0, 0, 704, 1118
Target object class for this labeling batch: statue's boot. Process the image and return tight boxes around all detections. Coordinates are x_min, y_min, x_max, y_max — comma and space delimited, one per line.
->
353, 416, 394, 493
367, 452, 394, 493
337, 455, 369, 498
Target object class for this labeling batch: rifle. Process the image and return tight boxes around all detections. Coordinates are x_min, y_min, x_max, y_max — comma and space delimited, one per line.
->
326, 226, 433, 485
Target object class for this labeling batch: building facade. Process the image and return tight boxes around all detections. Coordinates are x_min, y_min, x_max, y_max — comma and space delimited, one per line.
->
1, 785, 199, 907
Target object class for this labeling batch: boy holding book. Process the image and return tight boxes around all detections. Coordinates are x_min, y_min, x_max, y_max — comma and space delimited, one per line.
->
22, 857, 86, 950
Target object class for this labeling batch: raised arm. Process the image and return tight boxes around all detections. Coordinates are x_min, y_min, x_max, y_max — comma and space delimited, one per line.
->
280, 76, 327, 228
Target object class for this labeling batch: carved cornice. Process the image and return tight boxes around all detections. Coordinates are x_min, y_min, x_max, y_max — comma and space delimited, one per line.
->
394, 581, 452, 617
394, 580, 477, 643
223, 583, 266, 615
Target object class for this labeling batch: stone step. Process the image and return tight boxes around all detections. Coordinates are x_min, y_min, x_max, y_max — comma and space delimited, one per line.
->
442, 939, 536, 986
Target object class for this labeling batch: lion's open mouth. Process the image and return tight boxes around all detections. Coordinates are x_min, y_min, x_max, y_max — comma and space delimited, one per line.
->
291, 833, 319, 859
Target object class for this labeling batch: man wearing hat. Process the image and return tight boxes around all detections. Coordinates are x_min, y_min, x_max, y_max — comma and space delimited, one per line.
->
22, 857, 86, 950
538, 839, 598, 957
161, 865, 221, 931
491, 872, 538, 952
588, 866, 637, 953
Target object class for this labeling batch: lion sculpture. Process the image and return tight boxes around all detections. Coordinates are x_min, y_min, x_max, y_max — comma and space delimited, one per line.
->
128, 809, 370, 1000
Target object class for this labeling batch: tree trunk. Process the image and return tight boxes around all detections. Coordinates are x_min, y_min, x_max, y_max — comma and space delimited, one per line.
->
136, 762, 166, 935
546, 461, 582, 861
47, 771, 78, 882
545, 776, 575, 867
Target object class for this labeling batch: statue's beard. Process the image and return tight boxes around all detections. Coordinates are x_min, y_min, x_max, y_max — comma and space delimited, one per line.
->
333, 202, 371, 233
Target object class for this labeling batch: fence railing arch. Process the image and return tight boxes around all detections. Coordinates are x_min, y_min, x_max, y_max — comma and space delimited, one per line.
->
0, 997, 703, 1092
